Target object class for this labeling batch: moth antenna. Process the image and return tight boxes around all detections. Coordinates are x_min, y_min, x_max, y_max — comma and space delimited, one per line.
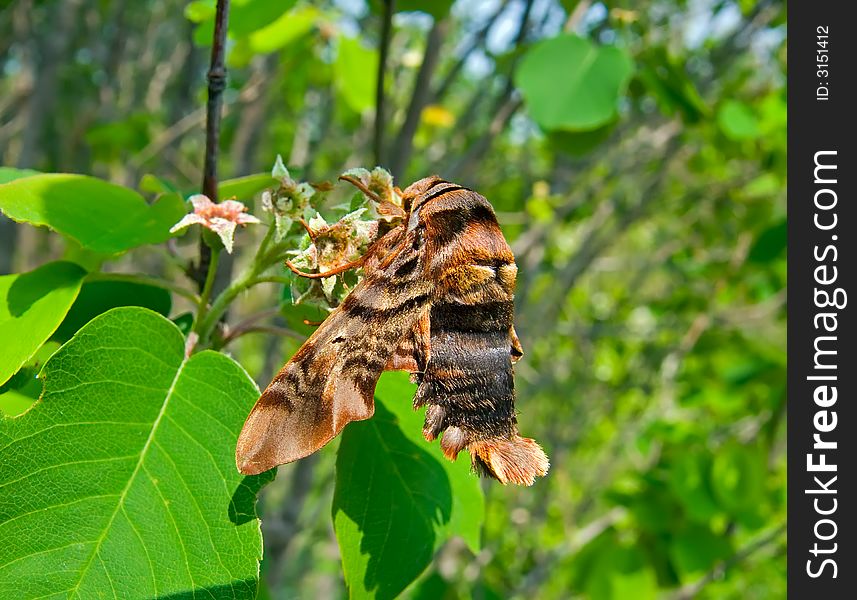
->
285, 255, 368, 279
302, 318, 324, 327
339, 174, 383, 203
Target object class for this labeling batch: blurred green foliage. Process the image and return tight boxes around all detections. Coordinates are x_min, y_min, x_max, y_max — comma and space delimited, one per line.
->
0, 0, 785, 598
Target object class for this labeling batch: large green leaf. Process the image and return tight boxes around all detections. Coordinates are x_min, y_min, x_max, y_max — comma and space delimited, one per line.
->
718, 100, 761, 140
219, 173, 279, 204
0, 167, 39, 184
0, 174, 186, 254
515, 34, 634, 131
0, 342, 62, 417
332, 372, 484, 599
52, 277, 172, 342
247, 5, 320, 54
0, 262, 86, 387
0, 307, 272, 597
335, 37, 379, 114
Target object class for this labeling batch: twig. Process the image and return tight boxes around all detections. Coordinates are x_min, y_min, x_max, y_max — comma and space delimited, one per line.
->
221, 322, 303, 348
202, 0, 230, 202
195, 0, 230, 293
670, 523, 786, 599
516, 508, 626, 593
374, 0, 395, 166
443, 0, 534, 179
431, 0, 510, 103
389, 18, 449, 180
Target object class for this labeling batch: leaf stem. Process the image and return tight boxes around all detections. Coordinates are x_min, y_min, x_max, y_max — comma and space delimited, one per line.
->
196, 223, 282, 343
194, 245, 221, 331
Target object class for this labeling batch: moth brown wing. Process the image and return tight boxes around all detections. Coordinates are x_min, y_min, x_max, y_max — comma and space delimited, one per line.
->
384, 310, 431, 373
236, 233, 432, 475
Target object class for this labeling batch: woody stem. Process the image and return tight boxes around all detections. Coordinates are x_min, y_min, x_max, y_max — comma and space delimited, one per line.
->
195, 0, 230, 292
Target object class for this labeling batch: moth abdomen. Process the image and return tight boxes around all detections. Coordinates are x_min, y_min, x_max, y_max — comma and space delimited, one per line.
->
430, 301, 514, 333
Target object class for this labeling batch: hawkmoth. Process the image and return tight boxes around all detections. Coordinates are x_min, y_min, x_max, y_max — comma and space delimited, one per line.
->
236, 176, 549, 485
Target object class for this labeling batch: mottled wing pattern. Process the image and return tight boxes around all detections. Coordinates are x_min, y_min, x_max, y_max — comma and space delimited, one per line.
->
235, 226, 431, 475
410, 183, 549, 485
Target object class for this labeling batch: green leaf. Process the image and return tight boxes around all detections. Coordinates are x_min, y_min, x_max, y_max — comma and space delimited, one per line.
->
748, 219, 786, 263
368, 0, 453, 19
0, 262, 86, 387
582, 539, 658, 600
184, 0, 215, 23
668, 451, 720, 522
0, 167, 39, 184
52, 277, 172, 342
0, 341, 60, 417
0, 174, 186, 254
139, 173, 179, 195
230, 0, 298, 37
332, 372, 484, 599
717, 100, 761, 140
394, 0, 453, 19
0, 390, 35, 417
0, 340, 61, 396
635, 48, 708, 123
247, 5, 320, 54
219, 173, 278, 203
515, 34, 634, 131
669, 525, 732, 580
335, 37, 379, 114
710, 443, 766, 515
0, 307, 272, 597
547, 120, 618, 156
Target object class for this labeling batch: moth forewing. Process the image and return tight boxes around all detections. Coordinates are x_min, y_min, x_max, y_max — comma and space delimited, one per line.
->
235, 224, 429, 475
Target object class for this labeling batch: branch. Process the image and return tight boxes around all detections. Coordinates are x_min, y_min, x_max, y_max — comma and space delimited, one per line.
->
431, 1, 510, 103
671, 523, 786, 600
443, 0, 535, 179
516, 508, 626, 594
374, 0, 395, 166
389, 18, 449, 180
195, 0, 230, 292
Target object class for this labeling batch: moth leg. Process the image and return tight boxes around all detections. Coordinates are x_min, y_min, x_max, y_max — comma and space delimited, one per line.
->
339, 175, 406, 219
338, 174, 382, 203
285, 254, 368, 279
510, 326, 523, 363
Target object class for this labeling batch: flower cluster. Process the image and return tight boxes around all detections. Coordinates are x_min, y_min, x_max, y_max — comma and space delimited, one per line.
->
288, 209, 380, 301
261, 155, 316, 241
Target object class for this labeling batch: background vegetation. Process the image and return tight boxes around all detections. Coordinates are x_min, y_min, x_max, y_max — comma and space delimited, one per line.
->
0, 0, 786, 598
